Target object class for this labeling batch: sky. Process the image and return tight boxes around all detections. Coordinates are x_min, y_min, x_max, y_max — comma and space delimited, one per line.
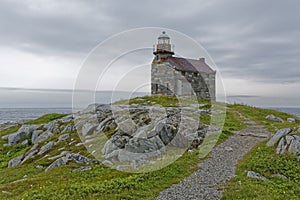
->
0, 0, 300, 107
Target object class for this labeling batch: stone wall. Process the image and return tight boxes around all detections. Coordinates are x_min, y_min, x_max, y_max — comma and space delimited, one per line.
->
151, 61, 216, 100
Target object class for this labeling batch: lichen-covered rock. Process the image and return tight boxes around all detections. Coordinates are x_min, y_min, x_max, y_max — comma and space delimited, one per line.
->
265, 114, 284, 123
266, 128, 292, 147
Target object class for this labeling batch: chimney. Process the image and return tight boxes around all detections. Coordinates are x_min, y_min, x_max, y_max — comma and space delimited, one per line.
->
199, 57, 205, 62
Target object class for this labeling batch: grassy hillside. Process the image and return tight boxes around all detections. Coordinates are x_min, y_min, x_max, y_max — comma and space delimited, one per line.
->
0, 96, 299, 199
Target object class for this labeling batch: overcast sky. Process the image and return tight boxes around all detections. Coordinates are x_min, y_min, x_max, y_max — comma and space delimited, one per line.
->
0, 0, 299, 107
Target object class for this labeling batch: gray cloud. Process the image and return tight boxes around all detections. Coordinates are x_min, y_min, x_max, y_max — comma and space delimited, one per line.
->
0, 0, 300, 84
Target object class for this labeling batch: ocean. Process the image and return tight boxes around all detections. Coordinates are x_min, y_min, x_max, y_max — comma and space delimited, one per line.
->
0, 108, 72, 124
267, 107, 300, 118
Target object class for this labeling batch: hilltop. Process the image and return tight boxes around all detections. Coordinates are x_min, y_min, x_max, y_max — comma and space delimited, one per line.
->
0, 96, 299, 200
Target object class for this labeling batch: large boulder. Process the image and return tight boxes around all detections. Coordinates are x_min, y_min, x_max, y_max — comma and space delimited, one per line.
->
266, 128, 292, 147
276, 134, 300, 160
7, 125, 39, 145
265, 114, 284, 123
8, 144, 39, 167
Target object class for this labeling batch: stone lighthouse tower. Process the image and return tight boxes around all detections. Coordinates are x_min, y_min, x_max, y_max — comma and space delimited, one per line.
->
153, 31, 174, 60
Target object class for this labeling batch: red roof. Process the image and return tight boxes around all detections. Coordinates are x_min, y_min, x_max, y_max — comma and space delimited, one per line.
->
165, 57, 215, 74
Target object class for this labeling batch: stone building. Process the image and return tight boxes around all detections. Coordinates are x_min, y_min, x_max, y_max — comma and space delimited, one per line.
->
151, 32, 216, 100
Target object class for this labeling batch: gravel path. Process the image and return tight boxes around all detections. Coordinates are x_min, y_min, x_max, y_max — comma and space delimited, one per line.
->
156, 112, 271, 200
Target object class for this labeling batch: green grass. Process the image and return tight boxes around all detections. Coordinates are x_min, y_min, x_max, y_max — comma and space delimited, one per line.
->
0, 149, 201, 200
115, 95, 211, 109
222, 142, 300, 200
222, 104, 300, 200
27, 113, 68, 125
228, 104, 299, 132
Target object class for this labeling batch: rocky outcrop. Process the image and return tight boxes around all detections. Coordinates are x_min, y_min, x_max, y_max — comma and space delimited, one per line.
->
266, 128, 292, 147
265, 114, 284, 123
4, 102, 213, 171
45, 153, 100, 172
8, 144, 39, 167
276, 134, 300, 160
266, 127, 300, 161
7, 125, 39, 145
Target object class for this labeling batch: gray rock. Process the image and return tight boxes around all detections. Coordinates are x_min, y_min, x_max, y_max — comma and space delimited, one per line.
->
287, 135, 300, 156
78, 166, 92, 171
57, 134, 70, 143
266, 128, 292, 147
82, 123, 98, 137
21, 144, 39, 164
276, 135, 294, 154
8, 144, 39, 167
247, 171, 268, 181
102, 140, 119, 155
7, 125, 38, 145
45, 156, 69, 172
271, 174, 287, 179
102, 160, 113, 165
96, 116, 115, 133
48, 151, 70, 160
61, 124, 76, 133
224, 146, 233, 151
44, 121, 60, 134
60, 115, 73, 123
116, 165, 131, 171
115, 119, 137, 134
118, 149, 160, 167
31, 130, 44, 144
68, 153, 99, 164
33, 131, 54, 144
265, 114, 284, 123
287, 118, 296, 123
8, 155, 24, 167
38, 141, 55, 155
125, 137, 156, 153
21, 139, 29, 146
